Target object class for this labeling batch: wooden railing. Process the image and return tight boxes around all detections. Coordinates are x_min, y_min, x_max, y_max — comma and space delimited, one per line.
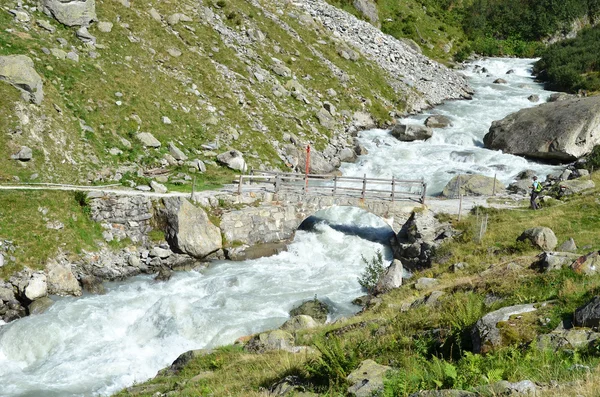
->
237, 171, 427, 204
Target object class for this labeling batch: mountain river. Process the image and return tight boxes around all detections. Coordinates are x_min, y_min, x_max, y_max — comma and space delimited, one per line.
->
0, 58, 561, 396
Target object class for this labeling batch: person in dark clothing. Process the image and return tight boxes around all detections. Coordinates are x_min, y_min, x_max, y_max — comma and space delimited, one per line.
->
530, 176, 543, 210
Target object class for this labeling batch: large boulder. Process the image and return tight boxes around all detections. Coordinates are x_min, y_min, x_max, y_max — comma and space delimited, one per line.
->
24, 273, 47, 301
559, 178, 595, 195
483, 96, 600, 162
517, 227, 557, 251
441, 174, 505, 197
537, 328, 600, 351
41, 0, 97, 26
352, 0, 379, 27
537, 251, 580, 272
374, 259, 403, 294
574, 296, 600, 328
347, 359, 391, 397
472, 303, 539, 353
0, 55, 44, 105
390, 124, 433, 142
425, 115, 452, 128
284, 144, 336, 174
216, 150, 247, 172
46, 259, 82, 296
162, 198, 222, 259
136, 132, 161, 148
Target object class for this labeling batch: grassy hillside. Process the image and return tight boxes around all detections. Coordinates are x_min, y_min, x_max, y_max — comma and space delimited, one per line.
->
0, 0, 406, 186
115, 173, 600, 396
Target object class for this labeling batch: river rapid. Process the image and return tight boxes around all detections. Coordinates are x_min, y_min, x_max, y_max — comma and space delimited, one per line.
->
0, 58, 560, 396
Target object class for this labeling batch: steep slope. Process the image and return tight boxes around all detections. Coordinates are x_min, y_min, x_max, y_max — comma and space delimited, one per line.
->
0, 0, 469, 187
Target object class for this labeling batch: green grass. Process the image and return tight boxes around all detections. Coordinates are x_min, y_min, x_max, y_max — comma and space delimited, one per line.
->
0, 190, 103, 278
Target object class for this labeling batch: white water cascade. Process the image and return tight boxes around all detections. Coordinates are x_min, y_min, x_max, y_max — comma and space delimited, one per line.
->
0, 58, 563, 396
342, 58, 560, 193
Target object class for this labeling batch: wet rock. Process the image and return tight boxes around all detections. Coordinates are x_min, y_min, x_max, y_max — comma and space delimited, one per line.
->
528, 94, 540, 102
347, 359, 391, 397
154, 267, 172, 282
28, 296, 54, 315
517, 227, 557, 251
289, 298, 330, 323
493, 78, 507, 84
424, 115, 452, 128
80, 275, 105, 294
391, 124, 433, 142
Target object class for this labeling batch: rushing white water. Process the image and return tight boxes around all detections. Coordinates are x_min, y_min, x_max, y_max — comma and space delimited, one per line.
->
0, 208, 392, 397
342, 58, 561, 194
0, 58, 563, 396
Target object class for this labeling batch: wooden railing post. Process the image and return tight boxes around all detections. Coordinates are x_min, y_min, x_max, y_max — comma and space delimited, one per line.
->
361, 173, 366, 199
333, 175, 337, 196
237, 175, 243, 195
421, 182, 427, 205
275, 174, 280, 193
391, 176, 395, 202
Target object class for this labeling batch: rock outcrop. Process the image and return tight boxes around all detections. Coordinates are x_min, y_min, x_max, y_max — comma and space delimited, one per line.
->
347, 359, 391, 397
484, 96, 600, 162
0, 55, 44, 105
41, 0, 97, 26
574, 296, 600, 328
162, 198, 222, 259
441, 174, 504, 197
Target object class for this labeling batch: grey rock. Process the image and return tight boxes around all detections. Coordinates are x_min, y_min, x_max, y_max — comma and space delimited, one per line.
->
0, 55, 44, 104
169, 142, 187, 161
517, 227, 557, 251
316, 108, 336, 130
352, 111, 376, 130
391, 124, 433, 142
375, 259, 403, 294
574, 296, 600, 328
80, 275, 105, 294
560, 178, 595, 195
51, 48, 67, 59
163, 198, 222, 259
442, 174, 505, 197
167, 48, 182, 57
537, 328, 600, 351
150, 247, 172, 259
149, 8, 162, 22
41, 0, 96, 26
472, 303, 539, 353
425, 290, 445, 306
46, 259, 82, 296
280, 315, 319, 332
11, 146, 32, 161
558, 238, 577, 252
424, 115, 452, 128
216, 150, 247, 172
25, 273, 47, 301
537, 251, 579, 272
37, 19, 56, 33
28, 296, 54, 315
528, 94, 540, 102
136, 132, 161, 148
548, 92, 573, 102
66, 51, 79, 62
347, 359, 391, 397
493, 78, 507, 84
154, 267, 172, 282
97, 21, 113, 33
244, 330, 295, 353
415, 277, 438, 290
150, 181, 167, 193
272, 64, 292, 77
76, 26, 95, 43
338, 147, 357, 163
484, 96, 600, 162
352, 0, 379, 27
